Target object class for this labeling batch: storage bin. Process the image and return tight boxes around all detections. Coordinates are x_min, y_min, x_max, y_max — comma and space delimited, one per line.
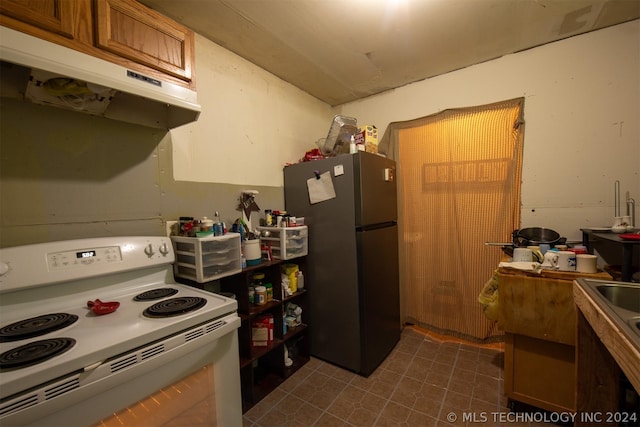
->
257, 226, 308, 260
171, 233, 242, 282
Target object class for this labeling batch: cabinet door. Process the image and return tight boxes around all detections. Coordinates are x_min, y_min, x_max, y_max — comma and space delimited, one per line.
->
0, 0, 74, 38
94, 0, 193, 82
498, 273, 576, 345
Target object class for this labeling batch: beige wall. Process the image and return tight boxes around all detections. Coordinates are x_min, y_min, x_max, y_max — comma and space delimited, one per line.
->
337, 20, 640, 242
1, 20, 638, 247
0, 33, 332, 247
170, 34, 333, 187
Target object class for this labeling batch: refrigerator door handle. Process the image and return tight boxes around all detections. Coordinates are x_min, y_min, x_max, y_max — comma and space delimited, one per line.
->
356, 221, 397, 232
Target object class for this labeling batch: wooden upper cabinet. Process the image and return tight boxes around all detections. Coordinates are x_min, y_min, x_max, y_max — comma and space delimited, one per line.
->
94, 0, 193, 82
0, 0, 75, 38
1, 0, 195, 88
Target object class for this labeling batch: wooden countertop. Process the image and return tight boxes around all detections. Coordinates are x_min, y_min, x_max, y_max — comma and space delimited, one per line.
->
498, 266, 611, 281
573, 280, 640, 392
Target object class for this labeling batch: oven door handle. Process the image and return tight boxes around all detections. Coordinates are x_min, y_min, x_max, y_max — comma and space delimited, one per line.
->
83, 361, 102, 372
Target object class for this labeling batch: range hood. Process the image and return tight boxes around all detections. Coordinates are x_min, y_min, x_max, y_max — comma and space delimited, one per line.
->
0, 26, 201, 129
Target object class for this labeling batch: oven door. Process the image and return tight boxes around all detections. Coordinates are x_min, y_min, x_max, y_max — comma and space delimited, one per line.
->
1, 314, 241, 427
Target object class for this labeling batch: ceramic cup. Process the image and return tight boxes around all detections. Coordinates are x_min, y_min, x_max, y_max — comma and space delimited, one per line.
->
527, 245, 543, 262
541, 251, 559, 269
557, 251, 577, 271
576, 254, 598, 274
513, 247, 533, 262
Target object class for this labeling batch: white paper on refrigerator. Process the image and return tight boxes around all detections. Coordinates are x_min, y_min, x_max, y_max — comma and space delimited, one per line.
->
307, 171, 336, 204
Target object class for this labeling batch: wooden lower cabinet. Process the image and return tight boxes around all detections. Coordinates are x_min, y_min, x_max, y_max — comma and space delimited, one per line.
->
575, 311, 621, 426
574, 287, 639, 426
504, 333, 576, 412
498, 268, 611, 413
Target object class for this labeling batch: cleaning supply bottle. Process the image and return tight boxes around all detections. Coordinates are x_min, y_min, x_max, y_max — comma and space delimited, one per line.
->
214, 211, 223, 236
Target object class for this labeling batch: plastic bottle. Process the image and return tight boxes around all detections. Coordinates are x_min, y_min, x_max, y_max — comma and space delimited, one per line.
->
277, 211, 288, 227
296, 271, 304, 289
283, 313, 288, 335
265, 282, 273, 302
213, 211, 223, 236
255, 286, 266, 305
252, 273, 265, 304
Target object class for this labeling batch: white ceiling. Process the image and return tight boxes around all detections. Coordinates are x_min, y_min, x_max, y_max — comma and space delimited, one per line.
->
140, 0, 640, 106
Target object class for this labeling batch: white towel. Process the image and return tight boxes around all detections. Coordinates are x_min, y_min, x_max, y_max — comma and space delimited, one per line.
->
498, 261, 542, 274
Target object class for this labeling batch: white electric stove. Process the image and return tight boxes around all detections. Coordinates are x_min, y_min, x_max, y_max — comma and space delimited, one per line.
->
0, 236, 242, 427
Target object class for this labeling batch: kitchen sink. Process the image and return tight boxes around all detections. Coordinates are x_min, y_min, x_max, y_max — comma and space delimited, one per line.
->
597, 284, 640, 313
577, 279, 640, 346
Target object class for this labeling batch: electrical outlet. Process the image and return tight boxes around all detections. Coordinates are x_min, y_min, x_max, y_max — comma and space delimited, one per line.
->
165, 220, 178, 237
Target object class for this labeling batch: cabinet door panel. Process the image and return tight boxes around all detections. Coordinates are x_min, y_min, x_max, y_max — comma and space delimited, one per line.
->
0, 0, 74, 38
95, 0, 193, 81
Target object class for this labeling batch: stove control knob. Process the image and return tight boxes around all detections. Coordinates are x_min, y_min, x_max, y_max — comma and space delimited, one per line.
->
0, 262, 8, 276
159, 243, 170, 256
144, 244, 155, 257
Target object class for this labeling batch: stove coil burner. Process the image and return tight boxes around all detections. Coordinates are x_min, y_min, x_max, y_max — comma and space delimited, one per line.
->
0, 338, 76, 370
0, 313, 79, 343
133, 288, 179, 301
143, 297, 207, 318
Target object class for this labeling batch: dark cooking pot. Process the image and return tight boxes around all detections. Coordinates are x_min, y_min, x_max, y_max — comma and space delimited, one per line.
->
512, 227, 562, 247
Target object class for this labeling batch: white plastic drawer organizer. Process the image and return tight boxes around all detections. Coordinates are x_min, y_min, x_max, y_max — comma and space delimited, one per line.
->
257, 226, 308, 260
171, 233, 242, 282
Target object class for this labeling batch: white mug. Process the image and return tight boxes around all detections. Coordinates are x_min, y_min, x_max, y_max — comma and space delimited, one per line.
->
513, 247, 533, 262
541, 251, 559, 269
576, 254, 597, 274
557, 251, 577, 271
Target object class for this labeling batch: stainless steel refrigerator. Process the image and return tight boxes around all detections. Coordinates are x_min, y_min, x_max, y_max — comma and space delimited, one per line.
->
283, 151, 400, 376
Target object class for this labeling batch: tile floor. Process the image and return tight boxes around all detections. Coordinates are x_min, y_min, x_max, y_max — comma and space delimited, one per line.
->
242, 327, 560, 427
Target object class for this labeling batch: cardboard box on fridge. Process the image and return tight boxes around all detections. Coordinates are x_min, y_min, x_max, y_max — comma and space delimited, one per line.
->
353, 125, 378, 153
